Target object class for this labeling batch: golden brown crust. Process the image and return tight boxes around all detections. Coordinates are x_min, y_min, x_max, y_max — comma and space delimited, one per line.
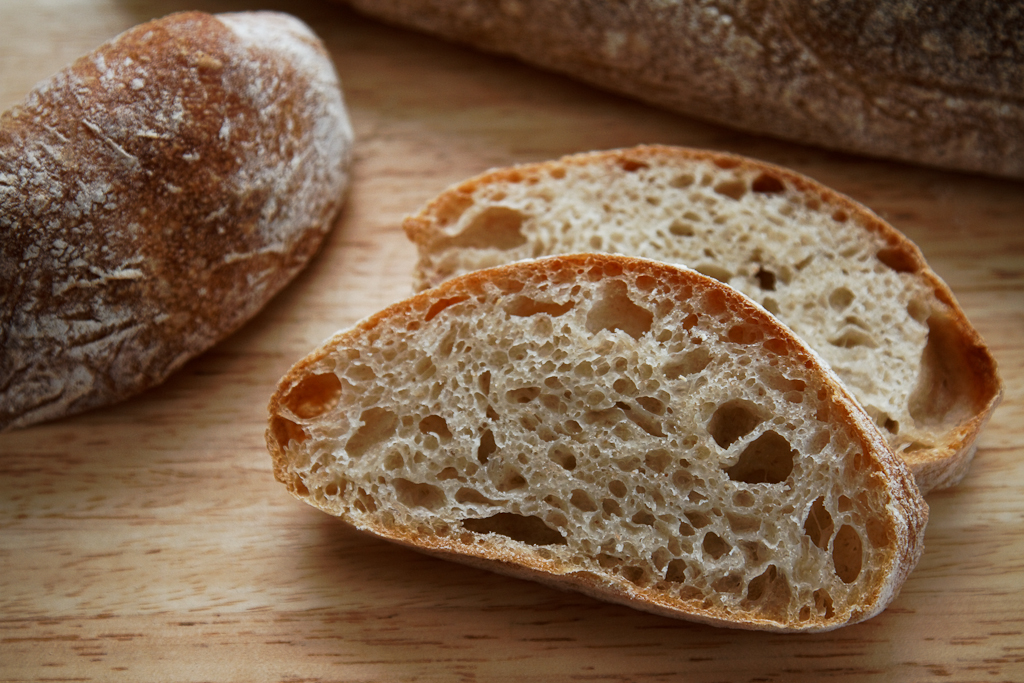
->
401, 146, 1003, 493
0, 11, 352, 430
340, 0, 1024, 178
267, 253, 929, 632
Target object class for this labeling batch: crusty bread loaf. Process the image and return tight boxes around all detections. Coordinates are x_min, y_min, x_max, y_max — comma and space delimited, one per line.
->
0, 11, 353, 431
267, 253, 928, 632
403, 146, 1002, 495
338, 0, 1024, 179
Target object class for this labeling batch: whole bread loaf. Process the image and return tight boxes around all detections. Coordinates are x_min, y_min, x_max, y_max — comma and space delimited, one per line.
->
403, 146, 1002, 494
339, 0, 1024, 179
267, 253, 928, 632
0, 11, 353, 431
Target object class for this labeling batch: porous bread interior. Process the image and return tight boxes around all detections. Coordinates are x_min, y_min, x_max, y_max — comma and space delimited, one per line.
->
270, 258, 902, 630
407, 150, 993, 489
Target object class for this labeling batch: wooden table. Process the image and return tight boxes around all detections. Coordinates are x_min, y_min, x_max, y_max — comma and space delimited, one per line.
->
2, 1, 1022, 680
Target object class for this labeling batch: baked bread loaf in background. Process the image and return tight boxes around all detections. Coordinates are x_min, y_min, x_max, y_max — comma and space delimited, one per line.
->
0, 11, 353, 431
403, 146, 1002, 494
267, 253, 928, 632
338, 0, 1024, 179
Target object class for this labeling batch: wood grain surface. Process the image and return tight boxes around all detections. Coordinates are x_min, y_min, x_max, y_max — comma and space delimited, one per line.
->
2, 1, 1022, 681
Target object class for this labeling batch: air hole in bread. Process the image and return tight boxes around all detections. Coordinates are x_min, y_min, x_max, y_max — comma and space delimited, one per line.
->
814, 588, 835, 618
383, 452, 404, 471
694, 263, 732, 283
832, 209, 849, 222
708, 399, 766, 448
754, 267, 777, 291
828, 327, 878, 349
727, 513, 761, 534
867, 517, 892, 548
476, 429, 497, 463
282, 372, 342, 419
664, 559, 688, 583
608, 480, 628, 498
462, 513, 567, 546
702, 532, 731, 560
909, 313, 983, 427
345, 408, 398, 458
728, 323, 765, 345
832, 525, 863, 583
437, 467, 460, 481
752, 173, 786, 194
644, 449, 672, 473
744, 565, 791, 618
549, 445, 577, 470
419, 415, 452, 440
495, 467, 527, 492
725, 431, 796, 485
664, 346, 713, 379
713, 179, 747, 201
670, 173, 695, 188
618, 158, 649, 172
270, 415, 308, 448
685, 510, 711, 529
586, 280, 653, 339
669, 219, 695, 236
907, 298, 930, 323
803, 497, 834, 549
733, 489, 756, 507
602, 498, 623, 517
617, 402, 665, 437
505, 295, 574, 318
446, 206, 528, 251
876, 246, 919, 273
425, 296, 470, 322
632, 510, 657, 526
570, 489, 598, 512
394, 478, 447, 511
828, 287, 855, 311
506, 386, 541, 403
454, 487, 502, 506
651, 547, 671, 571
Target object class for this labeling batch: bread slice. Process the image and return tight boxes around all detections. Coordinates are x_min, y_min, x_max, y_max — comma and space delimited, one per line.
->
267, 253, 927, 633
0, 11, 352, 431
403, 146, 1002, 494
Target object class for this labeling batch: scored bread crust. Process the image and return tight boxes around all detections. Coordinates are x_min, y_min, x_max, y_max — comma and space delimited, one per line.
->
0, 11, 353, 431
267, 253, 928, 632
338, 0, 1024, 179
402, 146, 1002, 494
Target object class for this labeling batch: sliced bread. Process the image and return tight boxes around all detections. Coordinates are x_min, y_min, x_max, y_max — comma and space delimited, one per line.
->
403, 146, 1002, 494
266, 253, 928, 632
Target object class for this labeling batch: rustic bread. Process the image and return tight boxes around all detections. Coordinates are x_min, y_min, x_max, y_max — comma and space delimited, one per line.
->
403, 147, 1002, 494
267, 253, 928, 632
338, 0, 1024, 179
0, 11, 353, 431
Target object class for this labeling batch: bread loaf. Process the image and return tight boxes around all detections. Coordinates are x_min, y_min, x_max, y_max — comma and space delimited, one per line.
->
0, 11, 353, 431
338, 0, 1024, 179
267, 253, 928, 632
403, 146, 1002, 494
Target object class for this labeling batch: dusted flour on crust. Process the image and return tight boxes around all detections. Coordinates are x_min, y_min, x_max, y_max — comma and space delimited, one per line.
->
267, 254, 928, 632
0, 11, 353, 430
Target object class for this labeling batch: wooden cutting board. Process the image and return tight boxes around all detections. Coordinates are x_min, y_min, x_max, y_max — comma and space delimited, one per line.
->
2, 1, 1022, 681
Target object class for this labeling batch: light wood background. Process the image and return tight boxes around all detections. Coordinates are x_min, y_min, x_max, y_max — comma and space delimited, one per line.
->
2, 1, 1022, 681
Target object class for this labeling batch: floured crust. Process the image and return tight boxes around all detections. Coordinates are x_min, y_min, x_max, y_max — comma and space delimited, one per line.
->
339, 0, 1024, 179
402, 146, 1002, 493
0, 11, 353, 430
267, 253, 928, 632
